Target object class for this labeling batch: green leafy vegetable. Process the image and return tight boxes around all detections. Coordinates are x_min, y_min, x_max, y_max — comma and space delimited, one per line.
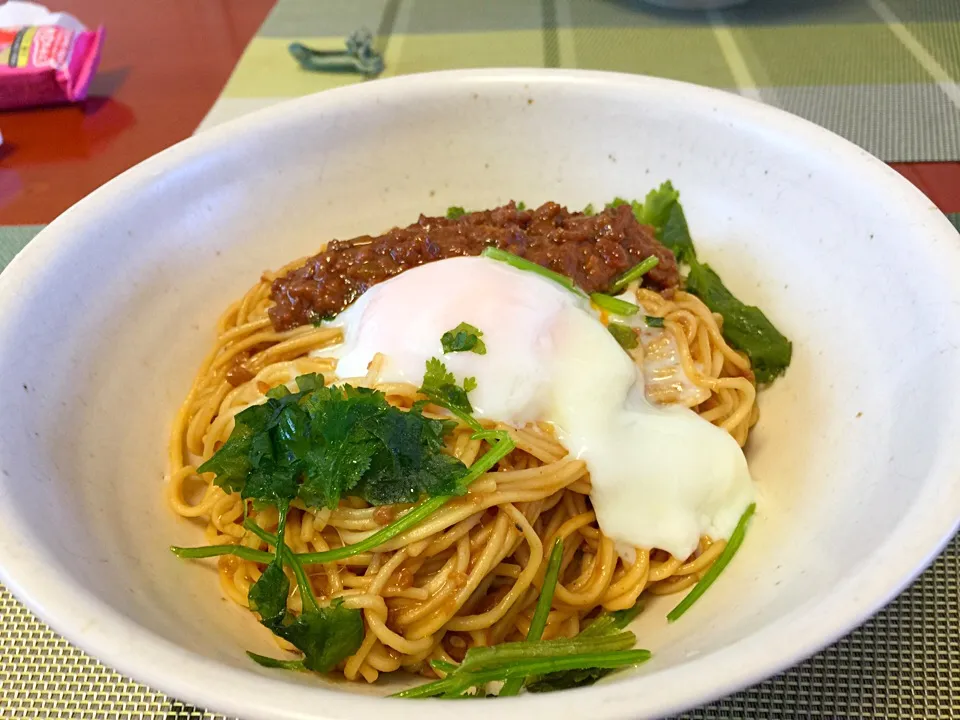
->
582, 203, 595, 216
661, 201, 696, 266
197, 374, 468, 512
590, 293, 640, 317
667, 503, 756, 622
609, 255, 659, 294
247, 561, 290, 626
176, 371, 519, 678
607, 323, 638, 350
395, 538, 651, 698
273, 598, 365, 672
446, 206, 467, 220
636, 181, 680, 230
441, 322, 487, 355
499, 538, 564, 696
353, 406, 466, 505
527, 600, 646, 692
419, 357, 481, 430
241, 517, 365, 673
625, 183, 792, 383
517, 201, 527, 211
645, 315, 665, 329
481, 247, 584, 296
247, 652, 306, 671
685, 263, 792, 384
394, 631, 649, 698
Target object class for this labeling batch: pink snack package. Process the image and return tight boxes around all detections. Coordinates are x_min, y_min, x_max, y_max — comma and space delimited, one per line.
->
0, 23, 105, 110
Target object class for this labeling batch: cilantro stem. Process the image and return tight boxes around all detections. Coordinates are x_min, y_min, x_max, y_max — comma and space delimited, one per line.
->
525, 539, 564, 639
609, 255, 659, 294
430, 659, 459, 675
481, 247, 585, 296
667, 502, 756, 622
172, 434, 516, 570
393, 649, 651, 699
243, 518, 320, 614
499, 537, 564, 696
170, 544, 274, 563
448, 405, 483, 433
246, 651, 306, 671
460, 632, 636, 673
297, 432, 515, 565
590, 293, 640, 316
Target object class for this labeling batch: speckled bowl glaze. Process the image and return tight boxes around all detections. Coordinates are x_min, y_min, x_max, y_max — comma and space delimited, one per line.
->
0, 69, 958, 720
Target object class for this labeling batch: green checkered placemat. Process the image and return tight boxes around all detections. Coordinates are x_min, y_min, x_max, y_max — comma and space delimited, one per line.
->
1, 218, 959, 718
199, 0, 960, 163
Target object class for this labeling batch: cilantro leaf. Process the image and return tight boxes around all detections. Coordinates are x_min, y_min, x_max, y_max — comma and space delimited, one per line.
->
356, 409, 465, 505
274, 598, 365, 673
243, 466, 300, 506
420, 357, 475, 417
297, 385, 384, 509
266, 384, 291, 399
441, 322, 487, 355
197, 405, 270, 492
446, 206, 467, 220
197, 374, 465, 512
636, 181, 680, 231
248, 562, 290, 626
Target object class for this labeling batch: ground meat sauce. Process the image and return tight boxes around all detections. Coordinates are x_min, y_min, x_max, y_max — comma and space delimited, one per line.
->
268, 201, 680, 331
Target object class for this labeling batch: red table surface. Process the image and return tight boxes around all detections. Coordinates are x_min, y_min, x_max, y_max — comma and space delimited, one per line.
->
0, 0, 957, 225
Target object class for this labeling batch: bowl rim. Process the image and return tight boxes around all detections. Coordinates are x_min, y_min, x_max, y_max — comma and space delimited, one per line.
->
1, 68, 959, 720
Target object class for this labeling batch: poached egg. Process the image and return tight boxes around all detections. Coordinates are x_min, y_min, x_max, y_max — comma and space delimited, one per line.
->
320, 256, 754, 559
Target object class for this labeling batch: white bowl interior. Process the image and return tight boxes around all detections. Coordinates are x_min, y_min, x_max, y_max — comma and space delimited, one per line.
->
1, 70, 958, 720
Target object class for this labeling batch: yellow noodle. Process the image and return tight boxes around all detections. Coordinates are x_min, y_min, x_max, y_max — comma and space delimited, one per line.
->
166, 265, 759, 682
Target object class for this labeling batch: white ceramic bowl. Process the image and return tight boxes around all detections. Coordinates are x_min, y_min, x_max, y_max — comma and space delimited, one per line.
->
1, 69, 958, 720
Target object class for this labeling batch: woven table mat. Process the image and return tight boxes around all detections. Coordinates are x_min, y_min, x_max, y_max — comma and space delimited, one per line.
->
199, 0, 960, 163
1, 217, 959, 718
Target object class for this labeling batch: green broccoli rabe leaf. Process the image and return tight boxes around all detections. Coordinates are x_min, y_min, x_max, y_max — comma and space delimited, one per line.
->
273, 598, 365, 673
446, 206, 467, 220
441, 322, 487, 355
248, 562, 290, 626
685, 263, 792, 383
420, 357, 476, 417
